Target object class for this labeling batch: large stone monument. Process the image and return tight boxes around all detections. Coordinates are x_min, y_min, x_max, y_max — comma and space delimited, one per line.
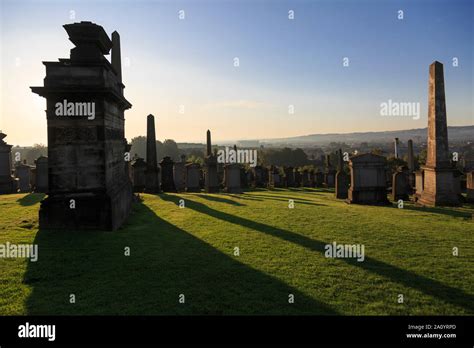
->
31, 21, 133, 230
392, 166, 410, 201
335, 149, 348, 199
347, 153, 389, 205
0, 132, 18, 194
145, 114, 160, 193
324, 155, 336, 187
418, 61, 459, 206
34, 156, 48, 193
204, 130, 219, 193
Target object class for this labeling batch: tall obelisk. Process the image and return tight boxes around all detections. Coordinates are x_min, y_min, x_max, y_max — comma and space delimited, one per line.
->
419, 61, 459, 206
204, 129, 219, 193
145, 114, 160, 192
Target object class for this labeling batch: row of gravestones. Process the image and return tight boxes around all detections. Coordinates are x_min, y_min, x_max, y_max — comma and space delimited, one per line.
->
0, 133, 48, 194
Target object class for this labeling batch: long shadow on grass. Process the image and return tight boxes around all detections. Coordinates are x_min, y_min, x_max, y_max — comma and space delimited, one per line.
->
188, 193, 246, 206
23, 200, 337, 315
162, 195, 474, 313
17, 193, 45, 206
403, 205, 472, 219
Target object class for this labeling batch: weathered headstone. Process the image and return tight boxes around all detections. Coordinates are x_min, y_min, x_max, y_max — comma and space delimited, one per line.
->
324, 155, 336, 187
0, 132, 18, 194
131, 157, 147, 192
224, 163, 242, 193
407, 139, 415, 190
160, 156, 176, 192
284, 166, 295, 187
294, 168, 301, 187
252, 165, 265, 187
392, 166, 410, 201
418, 61, 459, 206
31, 21, 133, 230
394, 138, 400, 159
35, 156, 48, 193
466, 171, 474, 202
347, 153, 389, 205
314, 170, 324, 187
173, 155, 186, 192
15, 160, 32, 193
185, 163, 201, 192
204, 130, 219, 193
301, 169, 311, 187
335, 170, 349, 199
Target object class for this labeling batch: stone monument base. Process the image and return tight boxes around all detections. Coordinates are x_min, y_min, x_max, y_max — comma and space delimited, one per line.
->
418, 166, 460, 206
347, 187, 389, 205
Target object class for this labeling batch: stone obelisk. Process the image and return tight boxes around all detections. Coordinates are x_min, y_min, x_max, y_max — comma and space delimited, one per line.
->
145, 114, 160, 193
407, 139, 415, 189
418, 61, 459, 206
204, 130, 219, 193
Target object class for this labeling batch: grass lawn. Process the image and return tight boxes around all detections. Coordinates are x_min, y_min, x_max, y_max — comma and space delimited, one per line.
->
0, 189, 473, 315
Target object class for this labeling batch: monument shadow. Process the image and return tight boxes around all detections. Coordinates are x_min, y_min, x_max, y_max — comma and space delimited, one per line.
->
23, 200, 337, 315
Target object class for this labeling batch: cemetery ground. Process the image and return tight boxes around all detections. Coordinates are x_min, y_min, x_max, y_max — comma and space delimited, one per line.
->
0, 189, 473, 316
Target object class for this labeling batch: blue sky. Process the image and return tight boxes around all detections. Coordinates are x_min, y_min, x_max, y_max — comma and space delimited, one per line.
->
0, 0, 472, 145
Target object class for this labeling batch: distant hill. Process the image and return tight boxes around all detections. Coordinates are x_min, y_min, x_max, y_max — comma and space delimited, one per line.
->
261, 125, 474, 145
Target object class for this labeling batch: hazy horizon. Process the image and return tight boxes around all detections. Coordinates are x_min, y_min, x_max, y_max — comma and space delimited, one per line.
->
1, 0, 473, 146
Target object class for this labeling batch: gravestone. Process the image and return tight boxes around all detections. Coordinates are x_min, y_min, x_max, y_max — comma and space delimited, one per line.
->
418, 62, 459, 206
324, 155, 336, 188
314, 171, 324, 187
301, 169, 310, 187
309, 169, 316, 187
394, 138, 400, 158
466, 171, 474, 202
392, 166, 410, 201
252, 165, 265, 187
414, 170, 424, 200
131, 157, 147, 192
294, 168, 301, 187
347, 153, 389, 205
284, 166, 295, 187
240, 167, 249, 188
204, 130, 219, 193
335, 171, 349, 199
31, 22, 133, 230
173, 155, 186, 192
185, 163, 201, 192
35, 156, 49, 193
15, 160, 32, 193
160, 156, 176, 192
145, 114, 160, 193
224, 163, 242, 193
0, 132, 18, 194
407, 139, 415, 191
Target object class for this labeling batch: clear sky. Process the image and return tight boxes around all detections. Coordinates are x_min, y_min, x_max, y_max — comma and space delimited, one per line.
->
0, 0, 472, 146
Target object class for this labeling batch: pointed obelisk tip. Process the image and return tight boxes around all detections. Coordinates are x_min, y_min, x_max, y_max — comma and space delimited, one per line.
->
431, 60, 443, 67
111, 30, 122, 82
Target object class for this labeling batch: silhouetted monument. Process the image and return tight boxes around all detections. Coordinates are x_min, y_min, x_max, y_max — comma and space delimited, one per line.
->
204, 130, 219, 193
0, 132, 18, 194
15, 160, 32, 193
394, 138, 400, 159
173, 155, 186, 192
294, 168, 301, 187
34, 156, 48, 193
301, 169, 310, 187
347, 153, 389, 205
314, 170, 324, 187
131, 157, 147, 192
252, 165, 265, 187
335, 150, 348, 199
160, 156, 176, 192
418, 61, 459, 206
31, 21, 133, 230
284, 166, 295, 187
145, 114, 160, 192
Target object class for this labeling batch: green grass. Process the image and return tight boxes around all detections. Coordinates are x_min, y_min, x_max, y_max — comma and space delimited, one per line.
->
0, 189, 473, 315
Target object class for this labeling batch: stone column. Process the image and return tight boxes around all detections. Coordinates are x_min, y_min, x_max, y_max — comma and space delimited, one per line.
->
145, 114, 160, 193
204, 130, 219, 192
419, 61, 459, 206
